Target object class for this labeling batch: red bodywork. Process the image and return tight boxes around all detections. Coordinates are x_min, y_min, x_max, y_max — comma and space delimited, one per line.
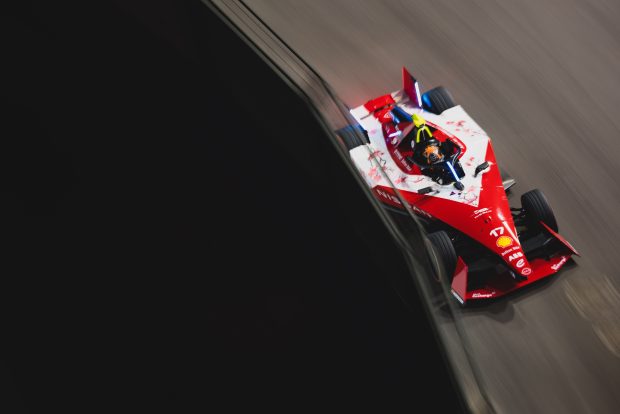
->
360, 69, 577, 304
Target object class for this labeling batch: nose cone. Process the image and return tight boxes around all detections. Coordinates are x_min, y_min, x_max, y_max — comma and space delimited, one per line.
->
481, 213, 533, 278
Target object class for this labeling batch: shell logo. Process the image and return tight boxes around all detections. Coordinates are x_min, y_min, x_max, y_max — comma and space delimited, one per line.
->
496, 235, 513, 248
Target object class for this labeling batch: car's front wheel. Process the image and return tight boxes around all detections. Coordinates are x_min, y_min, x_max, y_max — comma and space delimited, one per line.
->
426, 230, 457, 281
521, 189, 558, 232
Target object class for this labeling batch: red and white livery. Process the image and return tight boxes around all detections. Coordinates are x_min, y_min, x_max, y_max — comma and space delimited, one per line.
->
341, 67, 578, 305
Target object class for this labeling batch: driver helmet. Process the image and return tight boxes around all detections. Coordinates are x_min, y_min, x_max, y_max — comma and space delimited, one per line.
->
423, 143, 443, 164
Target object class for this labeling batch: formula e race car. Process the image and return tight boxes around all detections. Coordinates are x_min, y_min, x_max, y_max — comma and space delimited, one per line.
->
339, 67, 578, 305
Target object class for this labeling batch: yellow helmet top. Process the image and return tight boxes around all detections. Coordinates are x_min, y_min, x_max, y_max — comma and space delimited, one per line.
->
412, 113, 426, 128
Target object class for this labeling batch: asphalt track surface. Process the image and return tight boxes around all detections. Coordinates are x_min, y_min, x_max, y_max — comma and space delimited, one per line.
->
241, 1, 620, 413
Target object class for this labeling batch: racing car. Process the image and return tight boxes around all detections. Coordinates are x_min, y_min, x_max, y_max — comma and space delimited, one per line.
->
338, 67, 578, 305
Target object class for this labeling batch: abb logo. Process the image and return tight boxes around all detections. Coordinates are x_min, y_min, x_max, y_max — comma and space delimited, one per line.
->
508, 252, 523, 262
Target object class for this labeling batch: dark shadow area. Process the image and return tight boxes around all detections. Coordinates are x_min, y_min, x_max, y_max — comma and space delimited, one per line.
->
1, 1, 463, 412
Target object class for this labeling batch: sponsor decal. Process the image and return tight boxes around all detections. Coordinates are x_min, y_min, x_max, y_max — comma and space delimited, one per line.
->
473, 207, 491, 219
521, 267, 532, 276
501, 246, 519, 256
411, 205, 432, 219
508, 252, 523, 262
496, 235, 513, 249
472, 292, 495, 298
502, 220, 519, 242
516, 258, 525, 268
376, 189, 402, 205
551, 256, 568, 271
392, 149, 413, 172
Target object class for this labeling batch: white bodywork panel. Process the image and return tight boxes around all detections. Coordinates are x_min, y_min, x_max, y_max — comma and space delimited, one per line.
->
349, 93, 491, 208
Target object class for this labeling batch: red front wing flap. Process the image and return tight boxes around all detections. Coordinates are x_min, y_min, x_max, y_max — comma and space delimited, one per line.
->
541, 222, 580, 256
451, 254, 573, 304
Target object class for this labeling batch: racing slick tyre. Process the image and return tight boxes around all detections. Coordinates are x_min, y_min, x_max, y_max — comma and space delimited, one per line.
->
426, 230, 457, 280
422, 86, 456, 115
337, 124, 369, 150
521, 189, 558, 232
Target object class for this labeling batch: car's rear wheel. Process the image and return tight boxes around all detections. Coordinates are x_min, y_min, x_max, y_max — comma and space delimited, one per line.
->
426, 230, 457, 280
521, 189, 558, 232
337, 124, 369, 150
422, 86, 456, 115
